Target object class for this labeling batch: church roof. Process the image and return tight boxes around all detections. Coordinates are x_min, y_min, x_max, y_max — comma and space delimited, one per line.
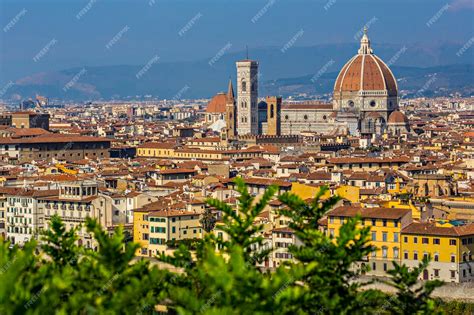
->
333, 28, 398, 97
388, 110, 409, 124
206, 93, 227, 113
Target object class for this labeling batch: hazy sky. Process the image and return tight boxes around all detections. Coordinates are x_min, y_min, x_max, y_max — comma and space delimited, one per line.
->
1, 0, 473, 83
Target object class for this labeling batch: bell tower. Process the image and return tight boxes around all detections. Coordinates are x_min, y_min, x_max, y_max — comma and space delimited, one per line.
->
266, 96, 281, 136
225, 79, 237, 139
236, 59, 259, 135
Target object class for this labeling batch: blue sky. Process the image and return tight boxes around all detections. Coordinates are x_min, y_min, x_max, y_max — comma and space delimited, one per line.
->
1, 0, 473, 82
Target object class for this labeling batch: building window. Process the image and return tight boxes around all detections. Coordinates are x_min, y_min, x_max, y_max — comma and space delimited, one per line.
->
433, 238, 440, 245
382, 232, 388, 242
434, 254, 439, 262
422, 238, 429, 244
383, 263, 387, 271
370, 100, 376, 107
242, 80, 247, 92
372, 262, 376, 271
393, 247, 399, 259
403, 236, 408, 243
371, 219, 376, 226
304, 115, 308, 120
449, 239, 457, 246
371, 231, 376, 241
451, 255, 456, 263
434, 269, 439, 277
382, 246, 388, 258
414, 252, 418, 260
450, 270, 456, 279
404, 251, 408, 260
413, 237, 418, 244
382, 220, 387, 227
394, 232, 399, 243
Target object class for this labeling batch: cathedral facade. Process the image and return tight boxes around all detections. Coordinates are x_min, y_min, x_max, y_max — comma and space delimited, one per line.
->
208, 28, 409, 138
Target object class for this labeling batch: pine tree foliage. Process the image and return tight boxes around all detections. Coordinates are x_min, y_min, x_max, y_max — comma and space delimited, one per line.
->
0, 183, 452, 314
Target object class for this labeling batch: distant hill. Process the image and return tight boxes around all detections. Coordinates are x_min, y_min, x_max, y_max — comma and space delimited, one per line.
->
263, 64, 474, 98
5, 42, 474, 101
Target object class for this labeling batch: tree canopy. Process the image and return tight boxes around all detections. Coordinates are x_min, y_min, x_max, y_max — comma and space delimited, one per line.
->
0, 179, 457, 314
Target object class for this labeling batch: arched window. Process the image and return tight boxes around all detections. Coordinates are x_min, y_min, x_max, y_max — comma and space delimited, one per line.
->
242, 80, 247, 92
270, 104, 274, 118
304, 115, 308, 120
370, 100, 376, 107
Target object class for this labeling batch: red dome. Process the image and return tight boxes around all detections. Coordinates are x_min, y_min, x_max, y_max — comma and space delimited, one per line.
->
334, 29, 398, 97
388, 110, 408, 124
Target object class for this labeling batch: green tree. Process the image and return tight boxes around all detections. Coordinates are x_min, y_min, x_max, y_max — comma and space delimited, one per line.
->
384, 257, 444, 314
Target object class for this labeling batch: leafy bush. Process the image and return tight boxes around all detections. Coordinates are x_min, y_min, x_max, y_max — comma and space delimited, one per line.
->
0, 179, 446, 314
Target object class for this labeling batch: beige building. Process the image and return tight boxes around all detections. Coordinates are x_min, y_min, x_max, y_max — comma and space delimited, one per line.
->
147, 210, 203, 256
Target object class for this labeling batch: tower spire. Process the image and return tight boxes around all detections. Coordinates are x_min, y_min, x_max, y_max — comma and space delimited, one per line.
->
226, 78, 234, 101
358, 26, 373, 55
246, 45, 249, 60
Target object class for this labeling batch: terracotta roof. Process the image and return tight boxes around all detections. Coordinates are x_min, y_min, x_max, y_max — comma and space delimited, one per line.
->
206, 93, 227, 113
334, 54, 397, 96
402, 222, 474, 237
0, 134, 110, 144
138, 142, 175, 149
388, 111, 409, 124
327, 206, 411, 220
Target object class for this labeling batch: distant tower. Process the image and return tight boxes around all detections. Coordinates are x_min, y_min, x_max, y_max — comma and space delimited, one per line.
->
225, 79, 237, 139
236, 59, 259, 135
266, 96, 281, 136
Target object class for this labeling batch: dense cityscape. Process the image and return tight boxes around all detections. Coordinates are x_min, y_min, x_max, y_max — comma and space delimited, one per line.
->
1, 0, 474, 313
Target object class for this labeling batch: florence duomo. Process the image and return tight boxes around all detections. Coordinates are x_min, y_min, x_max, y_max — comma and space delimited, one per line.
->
207, 27, 410, 139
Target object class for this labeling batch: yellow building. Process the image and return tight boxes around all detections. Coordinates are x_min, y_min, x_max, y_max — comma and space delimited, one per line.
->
401, 222, 474, 283
326, 206, 412, 276
133, 208, 150, 256
290, 182, 359, 203
147, 210, 203, 256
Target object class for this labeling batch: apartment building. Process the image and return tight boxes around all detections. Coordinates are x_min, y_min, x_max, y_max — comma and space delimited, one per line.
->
326, 206, 412, 276
401, 222, 474, 283
134, 209, 203, 257
5, 189, 58, 245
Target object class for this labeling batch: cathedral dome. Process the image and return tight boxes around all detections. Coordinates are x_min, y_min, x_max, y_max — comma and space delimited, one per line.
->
206, 93, 227, 113
388, 110, 408, 124
334, 28, 398, 97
